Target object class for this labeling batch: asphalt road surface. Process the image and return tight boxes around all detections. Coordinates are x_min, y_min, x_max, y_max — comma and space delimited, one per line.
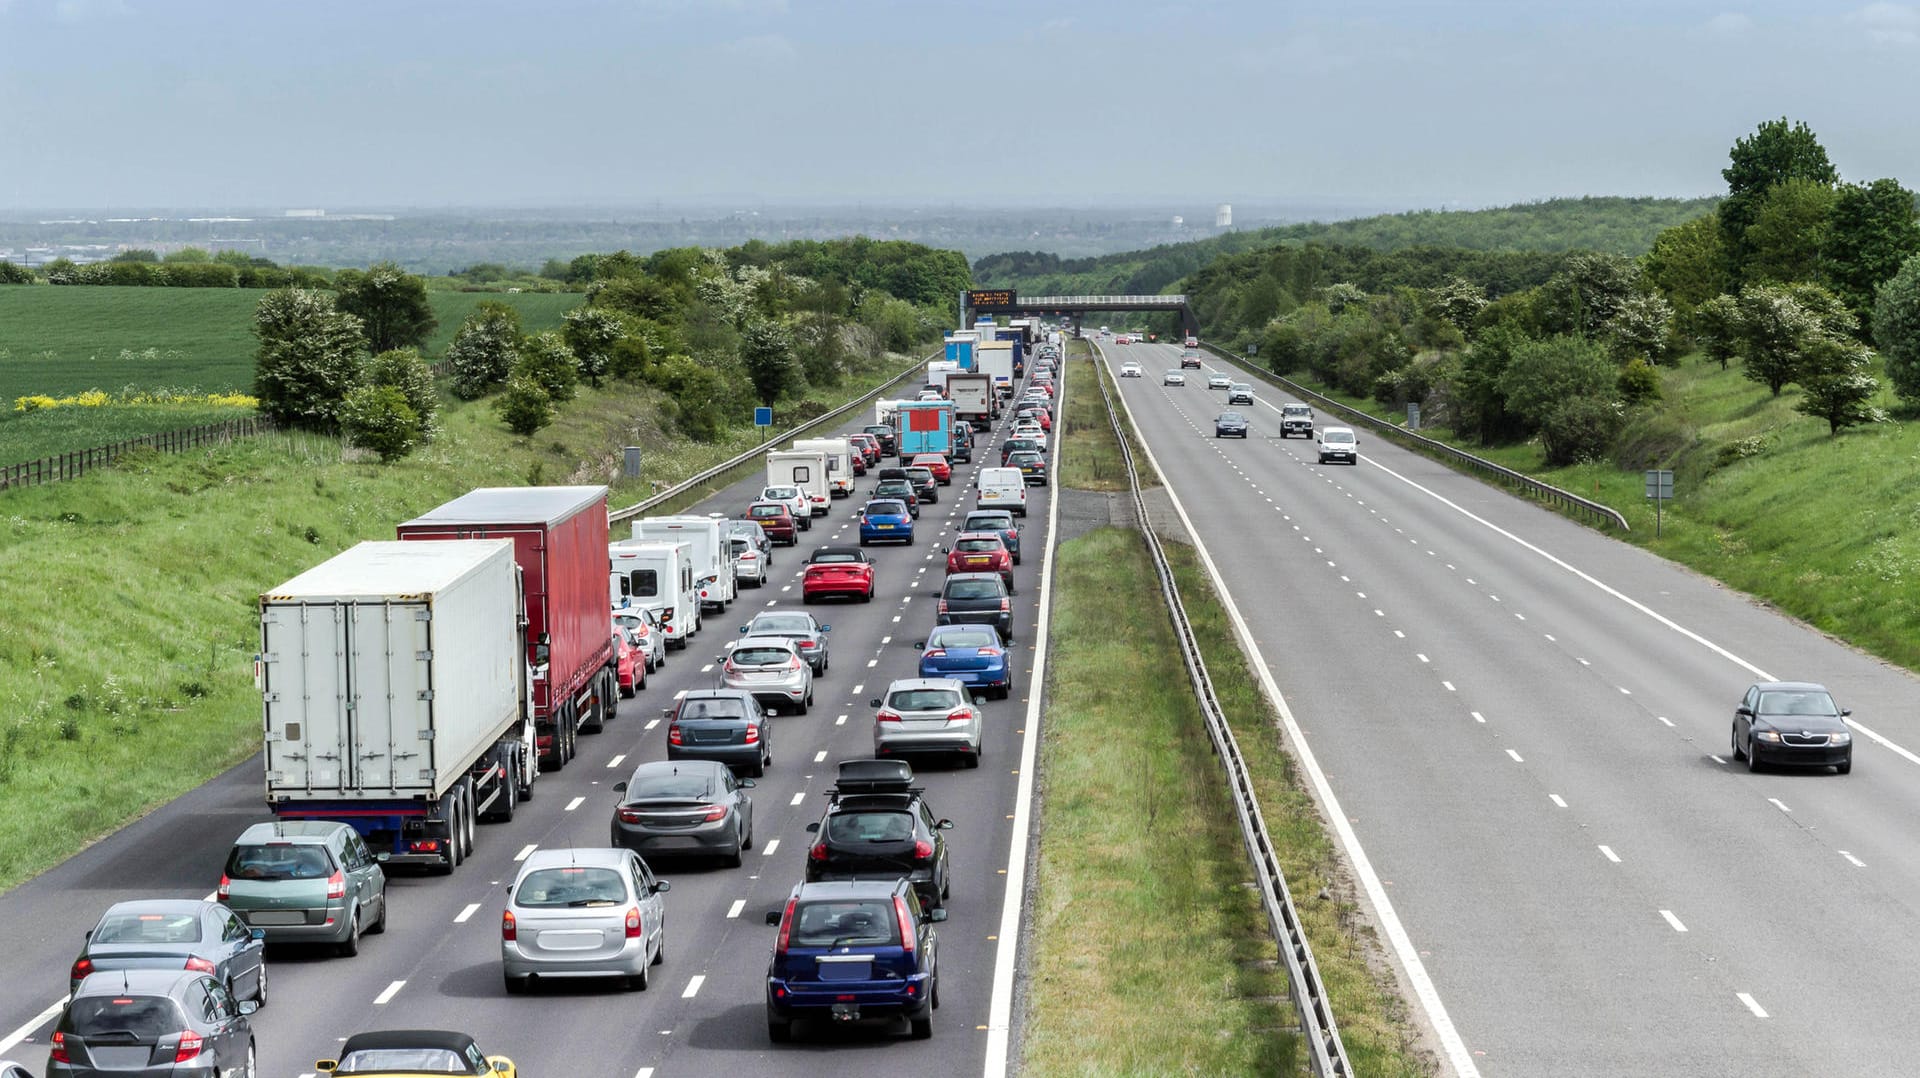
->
1103, 339, 1920, 1077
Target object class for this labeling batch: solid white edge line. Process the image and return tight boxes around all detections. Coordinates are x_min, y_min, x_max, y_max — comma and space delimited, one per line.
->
0, 999, 63, 1055
983, 361, 1066, 1078
1105, 349, 1482, 1077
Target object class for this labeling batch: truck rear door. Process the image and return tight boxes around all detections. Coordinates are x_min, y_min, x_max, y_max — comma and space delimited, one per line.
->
263, 601, 433, 796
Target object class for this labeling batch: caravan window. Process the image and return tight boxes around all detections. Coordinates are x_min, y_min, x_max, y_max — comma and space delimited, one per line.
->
620, 569, 660, 599
791, 465, 811, 484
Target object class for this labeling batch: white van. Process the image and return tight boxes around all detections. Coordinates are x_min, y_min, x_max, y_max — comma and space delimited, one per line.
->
792, 438, 856, 498
631, 515, 733, 612
976, 466, 1029, 517
766, 449, 831, 516
609, 540, 698, 648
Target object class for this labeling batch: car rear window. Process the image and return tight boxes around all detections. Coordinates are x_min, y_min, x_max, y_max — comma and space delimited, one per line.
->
906, 468, 933, 480
956, 538, 1000, 552
67, 995, 185, 1039
751, 614, 811, 633
887, 688, 966, 711
966, 515, 1012, 529
92, 911, 202, 944
732, 646, 793, 666
514, 866, 627, 907
867, 500, 906, 515
946, 579, 1004, 600
336, 1048, 470, 1074
790, 900, 900, 947
629, 772, 711, 799
678, 698, 748, 720
225, 843, 335, 881
931, 629, 996, 648
749, 505, 785, 519
1010, 452, 1043, 465
812, 552, 857, 564
824, 811, 916, 844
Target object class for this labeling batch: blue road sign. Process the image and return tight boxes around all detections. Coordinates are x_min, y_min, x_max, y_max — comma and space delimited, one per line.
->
754, 406, 773, 427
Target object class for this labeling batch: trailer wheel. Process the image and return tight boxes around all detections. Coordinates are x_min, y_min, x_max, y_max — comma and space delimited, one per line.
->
582, 679, 607, 735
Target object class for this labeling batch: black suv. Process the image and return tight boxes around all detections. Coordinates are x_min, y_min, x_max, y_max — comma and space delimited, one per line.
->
872, 477, 919, 518
52, 969, 258, 1077
938, 572, 1014, 641
863, 423, 897, 455
804, 759, 953, 912
902, 466, 939, 505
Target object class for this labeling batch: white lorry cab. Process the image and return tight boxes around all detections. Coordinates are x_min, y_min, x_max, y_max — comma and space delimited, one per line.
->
792, 438, 857, 498
631, 515, 734, 612
767, 449, 831, 516
876, 398, 914, 429
609, 540, 698, 648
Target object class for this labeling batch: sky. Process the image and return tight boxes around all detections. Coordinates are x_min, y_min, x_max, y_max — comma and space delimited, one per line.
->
2, 0, 1918, 212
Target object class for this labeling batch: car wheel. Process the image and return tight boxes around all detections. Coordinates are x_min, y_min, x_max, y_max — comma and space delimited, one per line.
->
368, 888, 388, 934
725, 842, 744, 869
627, 963, 650, 991
337, 912, 360, 957
963, 751, 981, 770
504, 974, 529, 995
860, 537, 869, 546
1837, 753, 1853, 775
768, 1019, 793, 1043
653, 938, 665, 966
1746, 737, 1763, 773
742, 822, 754, 851
238, 1041, 256, 1078
910, 1012, 933, 1040
1730, 725, 1745, 761
797, 693, 810, 716
252, 962, 268, 1007
862, 587, 873, 603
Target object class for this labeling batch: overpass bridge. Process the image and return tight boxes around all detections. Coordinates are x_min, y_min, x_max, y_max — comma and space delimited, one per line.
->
961, 289, 1198, 337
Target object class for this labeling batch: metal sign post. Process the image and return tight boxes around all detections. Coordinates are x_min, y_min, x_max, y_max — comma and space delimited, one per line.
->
1406, 402, 1421, 431
755, 406, 773, 444
622, 446, 643, 479
1644, 469, 1673, 537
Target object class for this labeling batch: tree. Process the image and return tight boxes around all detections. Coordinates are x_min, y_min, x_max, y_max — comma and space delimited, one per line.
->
1743, 177, 1836, 284
740, 319, 802, 406
1795, 335, 1883, 434
1319, 282, 1368, 314
1719, 118, 1837, 285
650, 355, 729, 441
110, 248, 158, 263
1448, 323, 1527, 444
1498, 334, 1617, 432
1825, 179, 1920, 324
1605, 291, 1674, 364
514, 331, 579, 403
561, 306, 626, 388
1872, 253, 1920, 406
1733, 285, 1815, 396
1427, 276, 1487, 334
1642, 215, 1725, 310
445, 301, 523, 399
364, 347, 439, 440
1692, 293, 1744, 370
163, 247, 211, 264
251, 287, 368, 431
338, 384, 422, 462
493, 374, 553, 436
333, 261, 437, 353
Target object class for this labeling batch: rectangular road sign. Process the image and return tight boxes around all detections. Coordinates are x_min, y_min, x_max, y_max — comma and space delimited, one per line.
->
1644, 470, 1673, 499
754, 407, 773, 427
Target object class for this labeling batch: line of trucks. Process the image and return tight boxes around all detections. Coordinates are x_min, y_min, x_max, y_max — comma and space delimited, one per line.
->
257, 485, 763, 875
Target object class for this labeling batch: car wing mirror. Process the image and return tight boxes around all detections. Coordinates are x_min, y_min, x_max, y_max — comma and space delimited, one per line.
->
869, 697, 883, 707
937, 819, 954, 829
820, 625, 831, 633
973, 695, 988, 707
237, 999, 260, 1016
251, 928, 266, 942
654, 880, 671, 894
1842, 708, 1853, 717
493, 1062, 512, 1074
739, 777, 756, 788
374, 851, 390, 863
928, 908, 949, 923
765, 910, 783, 926
315, 1061, 339, 1073
613, 781, 628, 794
1735, 706, 1752, 716
805, 821, 820, 833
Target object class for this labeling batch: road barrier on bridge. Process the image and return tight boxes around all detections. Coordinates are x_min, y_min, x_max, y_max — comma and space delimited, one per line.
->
1089, 342, 1354, 1077
609, 351, 930, 526
1201, 343, 1630, 531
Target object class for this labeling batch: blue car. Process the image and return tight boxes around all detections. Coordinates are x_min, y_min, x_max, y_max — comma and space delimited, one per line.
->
765, 878, 945, 1043
858, 499, 914, 546
916, 623, 1012, 699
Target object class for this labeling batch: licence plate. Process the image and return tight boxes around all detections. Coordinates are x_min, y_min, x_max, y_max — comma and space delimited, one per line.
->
819, 959, 873, 981
247, 911, 306, 926
876, 524, 895, 530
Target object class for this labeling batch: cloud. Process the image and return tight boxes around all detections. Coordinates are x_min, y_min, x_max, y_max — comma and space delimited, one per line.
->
1704, 12, 1752, 36
1848, 2, 1920, 45
53, 0, 131, 20
722, 33, 797, 62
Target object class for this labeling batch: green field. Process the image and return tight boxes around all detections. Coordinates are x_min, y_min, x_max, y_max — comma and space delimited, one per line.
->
0, 286, 578, 400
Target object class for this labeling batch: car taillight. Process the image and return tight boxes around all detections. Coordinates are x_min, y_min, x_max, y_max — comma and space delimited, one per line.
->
913, 840, 934, 862
922, 649, 947, 658
947, 707, 973, 723
70, 957, 93, 981
668, 722, 684, 746
775, 897, 797, 954
326, 869, 346, 899
978, 647, 1002, 657
790, 657, 803, 671
171, 1030, 206, 1063
938, 599, 949, 613
184, 956, 215, 973
877, 708, 903, 723
723, 660, 738, 675
797, 639, 817, 649
809, 842, 828, 863
625, 906, 643, 939
217, 874, 231, 899
703, 804, 728, 822
894, 895, 917, 953
618, 807, 644, 824
501, 910, 517, 941
49, 1031, 70, 1064
744, 723, 760, 744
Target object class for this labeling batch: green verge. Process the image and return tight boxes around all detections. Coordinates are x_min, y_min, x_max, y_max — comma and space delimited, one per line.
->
1023, 526, 1296, 1075
1055, 339, 1157, 492
0, 351, 917, 894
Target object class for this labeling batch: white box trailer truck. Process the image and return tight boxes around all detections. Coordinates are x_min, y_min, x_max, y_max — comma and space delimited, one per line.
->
792, 438, 857, 498
976, 340, 1016, 399
948, 372, 995, 430
632, 515, 734, 612
926, 360, 961, 394
609, 540, 699, 648
877, 398, 914, 428
260, 539, 534, 875
767, 448, 831, 516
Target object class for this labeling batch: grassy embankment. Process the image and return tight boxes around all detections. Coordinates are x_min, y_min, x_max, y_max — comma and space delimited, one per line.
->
0, 349, 916, 894
0, 287, 577, 461
1226, 351, 1920, 675
1024, 349, 1429, 1075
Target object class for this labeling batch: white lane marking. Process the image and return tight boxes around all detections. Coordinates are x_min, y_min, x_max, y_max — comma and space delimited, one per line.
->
700, 663, 714, 673
1442, 681, 1456, 692
1660, 910, 1688, 933
1416, 653, 1430, 663
727, 899, 746, 919
373, 980, 406, 1005
1598, 845, 1621, 863
881, 635, 892, 645
1709, 755, 1727, 764
607, 754, 627, 769
1514, 612, 1526, 621
790, 791, 805, 806
892, 615, 901, 623
1097, 362, 1481, 1078
1619, 687, 1632, 695
1737, 992, 1769, 1018
682, 974, 705, 999
902, 596, 912, 604
852, 683, 864, 694
1356, 591, 1367, 599
814, 750, 828, 762
781, 585, 792, 592
835, 714, 847, 726
455, 902, 482, 924
1768, 798, 1791, 814
565, 796, 585, 811
1506, 749, 1524, 762
867, 658, 878, 667
514, 844, 538, 861
1841, 851, 1866, 868
1544, 633, 1556, 642
0, 1000, 62, 1056
1657, 716, 1675, 727
1394, 630, 1406, 639
1549, 794, 1568, 808
1374, 609, 1384, 617
762, 839, 781, 856
1577, 658, 1591, 666
1471, 711, 1486, 724
645, 718, 660, 731
766, 600, 777, 606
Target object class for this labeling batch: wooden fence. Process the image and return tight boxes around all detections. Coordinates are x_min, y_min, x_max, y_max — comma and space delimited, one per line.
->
0, 416, 277, 492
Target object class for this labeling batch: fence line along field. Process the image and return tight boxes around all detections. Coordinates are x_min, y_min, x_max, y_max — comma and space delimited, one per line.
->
0, 286, 579, 401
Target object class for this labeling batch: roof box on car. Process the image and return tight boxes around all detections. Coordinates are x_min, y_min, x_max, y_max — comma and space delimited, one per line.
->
832, 758, 915, 794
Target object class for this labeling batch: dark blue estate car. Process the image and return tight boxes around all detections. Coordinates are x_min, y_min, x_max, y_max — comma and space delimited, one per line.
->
917, 624, 1012, 699
765, 877, 945, 1043
858, 499, 914, 546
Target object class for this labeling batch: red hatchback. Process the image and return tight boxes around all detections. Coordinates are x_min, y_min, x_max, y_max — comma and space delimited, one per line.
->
615, 625, 646, 696
945, 532, 1014, 592
849, 433, 882, 466
910, 453, 952, 486
803, 547, 876, 603
746, 501, 799, 545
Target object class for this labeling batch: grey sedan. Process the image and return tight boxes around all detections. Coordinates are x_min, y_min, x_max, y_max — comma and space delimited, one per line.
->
613, 760, 756, 866
665, 689, 773, 776
71, 899, 267, 1007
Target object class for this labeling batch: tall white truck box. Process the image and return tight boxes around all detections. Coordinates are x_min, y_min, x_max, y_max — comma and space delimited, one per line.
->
609, 539, 698, 647
792, 438, 857, 498
632, 515, 734, 612
926, 360, 961, 393
976, 340, 1016, 398
767, 449, 831, 516
260, 539, 533, 874
948, 373, 995, 430
877, 399, 914, 427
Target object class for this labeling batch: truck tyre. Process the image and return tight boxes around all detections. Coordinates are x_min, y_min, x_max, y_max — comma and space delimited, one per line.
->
582, 682, 606, 735
460, 784, 476, 859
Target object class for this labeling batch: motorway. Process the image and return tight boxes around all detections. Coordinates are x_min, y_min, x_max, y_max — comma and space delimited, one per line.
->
1101, 339, 1920, 1076
0, 372, 1061, 1077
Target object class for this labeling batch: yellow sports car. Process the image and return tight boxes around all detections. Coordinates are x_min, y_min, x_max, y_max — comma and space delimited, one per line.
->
317, 1029, 515, 1077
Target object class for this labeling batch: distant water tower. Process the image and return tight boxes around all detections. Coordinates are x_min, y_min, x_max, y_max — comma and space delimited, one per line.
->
1215, 203, 1232, 228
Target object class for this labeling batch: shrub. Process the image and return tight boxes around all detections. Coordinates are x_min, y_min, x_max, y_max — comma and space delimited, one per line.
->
364, 347, 440, 440
562, 306, 626, 388
1539, 396, 1625, 466
493, 374, 553, 436
514, 330, 579, 403
338, 384, 422, 462
251, 287, 369, 432
445, 302, 523, 400
1617, 357, 1662, 405
650, 355, 728, 441
0, 260, 33, 284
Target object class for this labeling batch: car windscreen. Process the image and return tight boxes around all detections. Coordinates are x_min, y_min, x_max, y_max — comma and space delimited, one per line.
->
945, 579, 1004, 600
824, 810, 916, 844
92, 911, 202, 944
790, 900, 901, 947
335, 1048, 469, 1074
513, 866, 627, 907
225, 843, 335, 881
678, 698, 749, 720
1323, 431, 1355, 443
867, 501, 907, 516
629, 772, 711, 799
1757, 691, 1839, 717
732, 646, 794, 666
888, 689, 966, 711
955, 538, 1001, 552
67, 995, 185, 1039
931, 629, 996, 649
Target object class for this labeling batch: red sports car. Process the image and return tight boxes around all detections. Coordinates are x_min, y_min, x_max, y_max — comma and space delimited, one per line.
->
802, 547, 875, 603
910, 453, 952, 486
945, 532, 1014, 592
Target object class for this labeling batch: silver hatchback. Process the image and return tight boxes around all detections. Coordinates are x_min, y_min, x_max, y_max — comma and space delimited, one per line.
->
502, 847, 670, 993
871, 678, 985, 766
721, 636, 814, 715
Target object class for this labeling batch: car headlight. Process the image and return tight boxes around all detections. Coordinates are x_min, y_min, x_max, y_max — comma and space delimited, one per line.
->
1753, 729, 1783, 742
1829, 729, 1852, 744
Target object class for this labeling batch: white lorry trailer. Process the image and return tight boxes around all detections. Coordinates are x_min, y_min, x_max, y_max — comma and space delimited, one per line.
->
609, 540, 698, 648
792, 438, 857, 499
976, 340, 1016, 399
260, 539, 534, 875
632, 515, 734, 612
767, 448, 831, 516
